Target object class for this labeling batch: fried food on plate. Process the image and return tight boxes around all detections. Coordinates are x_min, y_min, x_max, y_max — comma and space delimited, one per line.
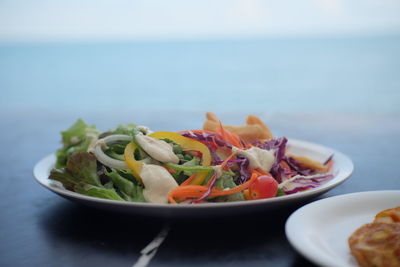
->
375, 207, 400, 224
287, 154, 329, 172
349, 207, 400, 267
203, 112, 273, 143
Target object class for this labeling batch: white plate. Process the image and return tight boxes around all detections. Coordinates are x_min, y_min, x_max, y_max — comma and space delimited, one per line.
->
33, 139, 353, 217
285, 190, 400, 267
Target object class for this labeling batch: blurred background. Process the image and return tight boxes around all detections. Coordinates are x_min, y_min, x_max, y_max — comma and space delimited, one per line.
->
1, 0, 400, 124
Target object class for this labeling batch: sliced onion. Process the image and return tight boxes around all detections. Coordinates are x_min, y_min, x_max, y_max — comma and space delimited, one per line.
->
94, 134, 132, 170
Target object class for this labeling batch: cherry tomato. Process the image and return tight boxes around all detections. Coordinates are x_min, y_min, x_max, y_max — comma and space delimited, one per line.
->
248, 175, 278, 199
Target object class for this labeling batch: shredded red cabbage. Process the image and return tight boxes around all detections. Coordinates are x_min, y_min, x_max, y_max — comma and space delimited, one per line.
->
285, 156, 314, 176
252, 137, 290, 183
181, 132, 335, 198
252, 137, 287, 151
323, 154, 334, 165
181, 131, 232, 148
281, 173, 334, 194
191, 172, 219, 203
236, 155, 251, 184
181, 131, 233, 164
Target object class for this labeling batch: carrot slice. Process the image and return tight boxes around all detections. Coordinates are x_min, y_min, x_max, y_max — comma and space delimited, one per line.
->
168, 170, 259, 204
215, 121, 244, 149
209, 172, 258, 196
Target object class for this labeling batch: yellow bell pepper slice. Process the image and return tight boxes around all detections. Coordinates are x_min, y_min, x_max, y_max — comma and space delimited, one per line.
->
190, 171, 210, 185
149, 131, 211, 185
123, 131, 212, 185
124, 141, 143, 183
149, 131, 211, 165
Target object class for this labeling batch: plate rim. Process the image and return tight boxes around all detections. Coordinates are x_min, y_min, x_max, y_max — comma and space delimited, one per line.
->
285, 190, 400, 267
33, 138, 354, 210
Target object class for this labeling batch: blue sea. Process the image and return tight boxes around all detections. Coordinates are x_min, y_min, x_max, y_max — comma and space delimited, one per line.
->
1, 35, 400, 115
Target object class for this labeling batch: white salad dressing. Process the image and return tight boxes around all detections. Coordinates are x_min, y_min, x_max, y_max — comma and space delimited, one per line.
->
232, 146, 275, 172
137, 125, 153, 135
135, 134, 179, 164
140, 164, 178, 204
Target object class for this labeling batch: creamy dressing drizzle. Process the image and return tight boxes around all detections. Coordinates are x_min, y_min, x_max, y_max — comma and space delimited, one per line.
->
134, 134, 182, 203
137, 125, 153, 135
140, 164, 178, 204
135, 134, 179, 164
232, 146, 275, 172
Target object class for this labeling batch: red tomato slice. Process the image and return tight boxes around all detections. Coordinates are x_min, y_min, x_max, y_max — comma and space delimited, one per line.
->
248, 175, 278, 200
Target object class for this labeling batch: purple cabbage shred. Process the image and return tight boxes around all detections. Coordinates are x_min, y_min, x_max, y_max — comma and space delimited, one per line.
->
181, 132, 335, 198
282, 173, 334, 194
181, 131, 233, 164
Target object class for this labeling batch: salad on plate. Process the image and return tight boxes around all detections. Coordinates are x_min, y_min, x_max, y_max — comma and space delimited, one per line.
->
49, 112, 334, 204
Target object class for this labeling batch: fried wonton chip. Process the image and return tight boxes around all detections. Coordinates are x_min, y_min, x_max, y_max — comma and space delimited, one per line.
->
203, 112, 273, 143
287, 154, 329, 172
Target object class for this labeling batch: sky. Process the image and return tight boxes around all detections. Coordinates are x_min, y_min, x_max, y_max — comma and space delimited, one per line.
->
0, 0, 400, 43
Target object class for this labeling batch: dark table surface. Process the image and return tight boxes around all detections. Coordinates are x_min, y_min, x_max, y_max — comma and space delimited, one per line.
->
1, 110, 399, 267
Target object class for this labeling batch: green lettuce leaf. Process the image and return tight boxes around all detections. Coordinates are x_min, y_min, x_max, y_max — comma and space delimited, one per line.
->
49, 168, 79, 191
76, 185, 124, 201
105, 169, 145, 202
104, 142, 129, 160
49, 152, 128, 202
50, 152, 101, 189
170, 157, 203, 184
112, 124, 138, 136
55, 119, 99, 168
65, 152, 101, 186
182, 157, 201, 176
212, 172, 245, 202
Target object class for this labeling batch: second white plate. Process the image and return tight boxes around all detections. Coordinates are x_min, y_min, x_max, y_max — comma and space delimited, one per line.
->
285, 190, 400, 267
